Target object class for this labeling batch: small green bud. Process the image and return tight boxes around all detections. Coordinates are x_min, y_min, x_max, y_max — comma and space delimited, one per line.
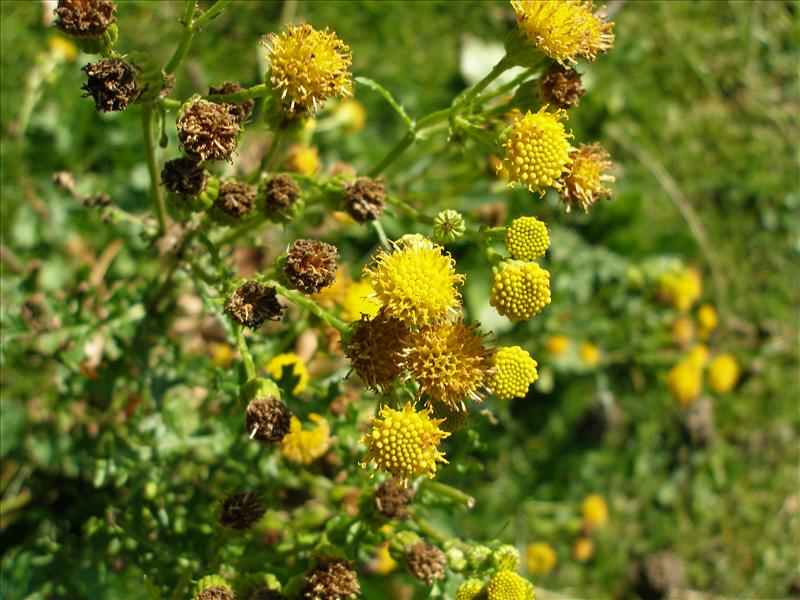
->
143, 481, 158, 500
491, 544, 520, 572
433, 209, 466, 244
466, 544, 492, 570
446, 546, 467, 572
193, 575, 232, 597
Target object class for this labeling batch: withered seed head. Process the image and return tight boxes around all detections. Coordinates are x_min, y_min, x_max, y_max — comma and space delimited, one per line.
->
178, 99, 241, 163
406, 541, 447, 584
539, 63, 585, 110
283, 239, 339, 295
209, 81, 255, 124
55, 0, 116, 38
246, 397, 292, 442
81, 58, 139, 112
373, 478, 415, 519
219, 491, 267, 530
263, 173, 300, 212
213, 180, 257, 220
161, 157, 207, 197
300, 558, 360, 600
194, 586, 236, 600
343, 178, 385, 223
225, 281, 283, 329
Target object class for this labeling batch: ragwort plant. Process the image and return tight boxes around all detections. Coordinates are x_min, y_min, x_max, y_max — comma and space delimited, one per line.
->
47, 1, 618, 598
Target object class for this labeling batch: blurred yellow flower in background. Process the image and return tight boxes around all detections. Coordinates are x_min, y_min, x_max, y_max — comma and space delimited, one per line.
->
526, 542, 557, 574
545, 334, 570, 356
709, 353, 740, 393
282, 414, 331, 464
579, 341, 601, 367
667, 360, 702, 406
581, 493, 608, 529
266, 352, 309, 394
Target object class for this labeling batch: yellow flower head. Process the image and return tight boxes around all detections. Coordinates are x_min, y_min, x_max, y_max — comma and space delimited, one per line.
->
580, 4, 615, 60
687, 344, 709, 369
346, 309, 411, 392
697, 303, 718, 338
545, 334, 570, 356
572, 537, 594, 562
671, 316, 695, 348
282, 413, 331, 464
579, 341, 601, 367
333, 99, 367, 132
364, 238, 464, 327
505, 216, 550, 260
490, 260, 552, 322
360, 402, 450, 486
312, 266, 350, 308
490, 346, 538, 400
266, 352, 309, 395
208, 342, 234, 369
49, 35, 78, 62
526, 542, 557, 574
372, 542, 398, 575
456, 579, 487, 600
263, 22, 353, 114
487, 570, 535, 600
511, 0, 593, 64
658, 267, 702, 312
709, 353, 739, 394
559, 142, 614, 213
402, 320, 494, 408
284, 144, 321, 176
667, 360, 701, 406
500, 107, 573, 196
581, 494, 608, 529
340, 279, 379, 322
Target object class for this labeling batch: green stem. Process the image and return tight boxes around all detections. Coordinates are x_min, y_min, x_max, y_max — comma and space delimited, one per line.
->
420, 480, 475, 508
367, 131, 416, 178
159, 98, 182, 111
355, 76, 413, 128
471, 66, 537, 106
192, 0, 233, 31
268, 281, 350, 335
372, 220, 391, 249
206, 83, 270, 104
410, 513, 450, 545
164, 1, 198, 75
141, 106, 168, 234
257, 132, 285, 179
456, 56, 512, 107
235, 325, 257, 380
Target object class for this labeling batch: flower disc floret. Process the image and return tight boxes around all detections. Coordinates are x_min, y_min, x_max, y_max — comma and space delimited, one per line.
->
490, 346, 538, 400
402, 320, 493, 408
511, 0, 592, 64
505, 216, 550, 260
364, 239, 464, 327
360, 402, 449, 486
559, 142, 614, 212
263, 22, 353, 115
490, 260, 552, 322
487, 570, 535, 600
500, 107, 572, 196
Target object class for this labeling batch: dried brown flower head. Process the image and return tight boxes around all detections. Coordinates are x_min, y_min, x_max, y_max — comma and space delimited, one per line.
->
214, 181, 257, 220
194, 586, 236, 600
55, 0, 116, 38
219, 491, 267, 530
373, 478, 415, 519
343, 178, 385, 223
81, 58, 139, 112
225, 281, 283, 329
161, 157, 207, 197
263, 173, 300, 212
178, 99, 241, 163
539, 63, 585, 109
346, 309, 410, 392
209, 81, 255, 124
246, 397, 292, 443
300, 558, 360, 600
283, 239, 339, 295
406, 541, 447, 584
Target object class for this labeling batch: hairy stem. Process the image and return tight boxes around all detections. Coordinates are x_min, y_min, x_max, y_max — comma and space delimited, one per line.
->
164, 1, 199, 75
141, 106, 168, 234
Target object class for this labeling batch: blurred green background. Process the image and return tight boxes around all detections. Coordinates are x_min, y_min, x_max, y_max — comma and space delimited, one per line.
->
1, 1, 798, 599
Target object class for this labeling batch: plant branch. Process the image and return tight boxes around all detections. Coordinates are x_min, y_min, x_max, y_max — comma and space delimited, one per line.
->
164, 1, 199, 75
141, 106, 168, 234
267, 281, 350, 335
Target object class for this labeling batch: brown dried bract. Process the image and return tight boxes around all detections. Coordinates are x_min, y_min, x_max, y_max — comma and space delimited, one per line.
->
300, 558, 360, 600
343, 177, 385, 223
283, 239, 339, 295
55, 0, 116, 38
225, 281, 283, 329
161, 157, 207, 197
263, 173, 300, 212
219, 491, 267, 530
246, 397, 292, 442
178, 99, 241, 163
373, 478, 415, 519
539, 63, 585, 110
214, 181, 257, 219
82, 58, 138, 112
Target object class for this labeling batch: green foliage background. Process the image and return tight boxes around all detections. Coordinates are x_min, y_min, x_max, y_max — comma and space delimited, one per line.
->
1, 1, 798, 599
